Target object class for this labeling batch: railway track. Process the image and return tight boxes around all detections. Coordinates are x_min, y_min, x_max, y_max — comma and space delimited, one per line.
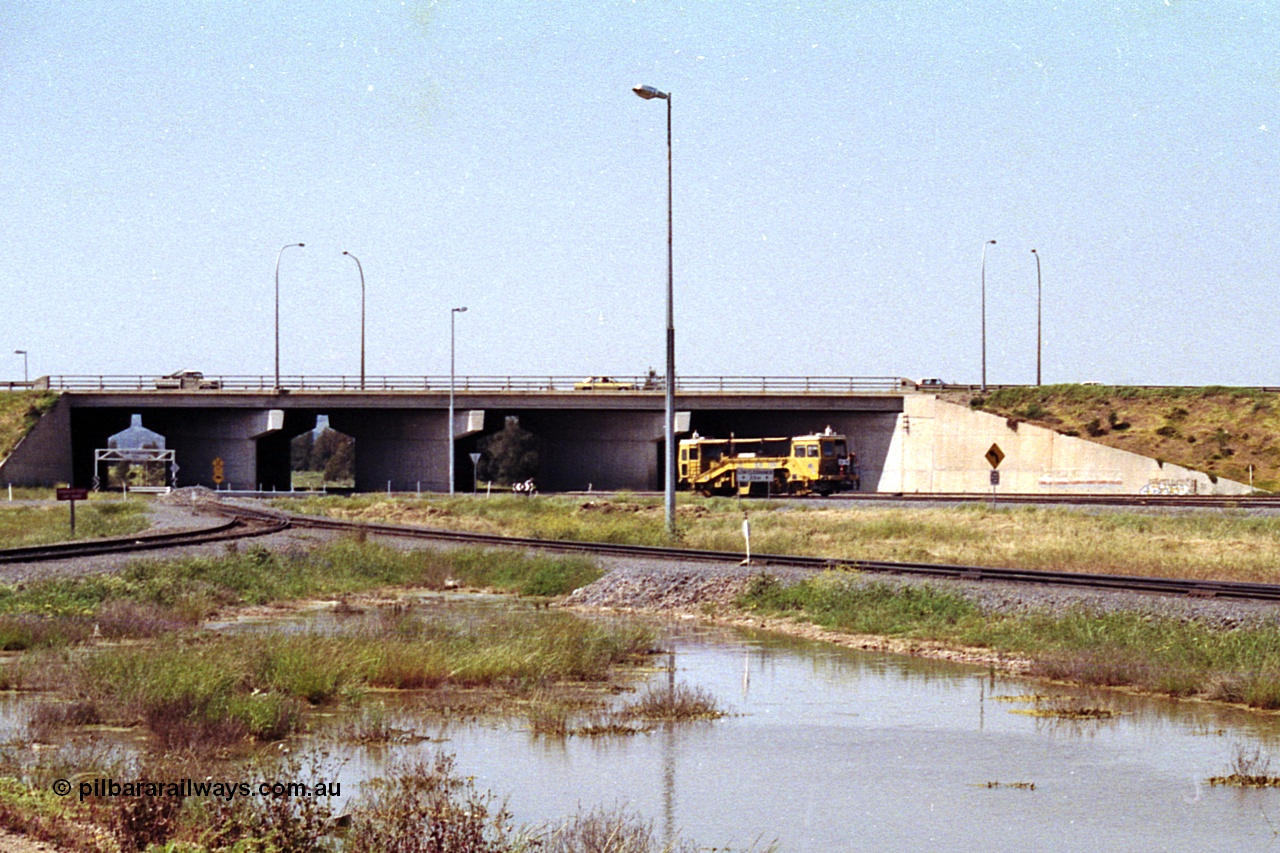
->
204, 501, 1280, 604
1, 496, 1275, 603
0, 514, 289, 564
823, 492, 1280, 510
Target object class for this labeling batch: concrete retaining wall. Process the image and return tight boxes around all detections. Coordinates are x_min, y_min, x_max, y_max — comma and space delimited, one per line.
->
0, 396, 73, 487
879, 396, 1251, 495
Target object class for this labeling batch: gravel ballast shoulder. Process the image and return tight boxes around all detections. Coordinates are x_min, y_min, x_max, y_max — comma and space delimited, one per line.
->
565, 557, 1280, 632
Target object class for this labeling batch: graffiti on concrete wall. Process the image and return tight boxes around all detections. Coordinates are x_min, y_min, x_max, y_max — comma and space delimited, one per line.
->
1139, 479, 1198, 496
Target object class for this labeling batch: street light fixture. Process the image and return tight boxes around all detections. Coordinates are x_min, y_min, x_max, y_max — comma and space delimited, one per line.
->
632, 83, 677, 536
981, 239, 996, 392
449, 306, 467, 495
13, 351, 27, 384
274, 242, 305, 391
342, 251, 367, 389
1031, 249, 1042, 386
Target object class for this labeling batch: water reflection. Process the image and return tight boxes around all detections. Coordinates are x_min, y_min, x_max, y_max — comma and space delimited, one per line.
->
288, 604, 1280, 852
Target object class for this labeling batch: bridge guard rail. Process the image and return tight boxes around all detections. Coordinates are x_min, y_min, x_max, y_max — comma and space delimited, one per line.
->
34, 375, 913, 394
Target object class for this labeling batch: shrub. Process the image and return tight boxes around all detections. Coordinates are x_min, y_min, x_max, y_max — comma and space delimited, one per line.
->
540, 806, 700, 853
345, 753, 517, 853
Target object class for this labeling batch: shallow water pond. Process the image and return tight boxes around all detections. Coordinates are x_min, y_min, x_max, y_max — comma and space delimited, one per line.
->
333, 613, 1280, 852
12, 595, 1280, 852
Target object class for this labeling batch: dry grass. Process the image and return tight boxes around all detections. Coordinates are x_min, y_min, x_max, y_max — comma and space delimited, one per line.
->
287, 493, 1280, 585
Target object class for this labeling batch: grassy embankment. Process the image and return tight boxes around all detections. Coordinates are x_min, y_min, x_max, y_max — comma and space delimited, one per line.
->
283, 494, 1280, 710
964, 384, 1280, 490
0, 390, 57, 465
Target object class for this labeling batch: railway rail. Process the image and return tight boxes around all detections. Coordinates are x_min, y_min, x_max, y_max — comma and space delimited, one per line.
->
825, 492, 1280, 509
0, 514, 288, 564
203, 501, 1280, 604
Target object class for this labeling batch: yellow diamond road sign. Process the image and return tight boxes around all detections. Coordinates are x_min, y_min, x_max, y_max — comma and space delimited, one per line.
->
985, 444, 1005, 469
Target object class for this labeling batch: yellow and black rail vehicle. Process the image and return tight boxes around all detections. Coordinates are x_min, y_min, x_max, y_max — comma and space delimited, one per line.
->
678, 428, 859, 497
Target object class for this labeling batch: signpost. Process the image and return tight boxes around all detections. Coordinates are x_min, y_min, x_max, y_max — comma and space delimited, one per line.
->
736, 468, 775, 498
469, 452, 482, 494
56, 487, 89, 536
985, 443, 1004, 504
984, 444, 1005, 470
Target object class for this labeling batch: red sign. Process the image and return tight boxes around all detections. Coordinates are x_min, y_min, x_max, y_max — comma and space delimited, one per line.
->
56, 488, 89, 501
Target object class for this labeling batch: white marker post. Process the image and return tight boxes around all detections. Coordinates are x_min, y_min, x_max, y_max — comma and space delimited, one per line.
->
741, 516, 752, 565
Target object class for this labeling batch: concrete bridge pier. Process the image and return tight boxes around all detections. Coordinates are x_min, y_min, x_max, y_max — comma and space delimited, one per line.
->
327, 409, 484, 493
250, 410, 313, 491
142, 408, 301, 491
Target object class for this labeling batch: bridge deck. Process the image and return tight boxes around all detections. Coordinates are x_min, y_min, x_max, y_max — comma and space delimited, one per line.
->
26, 374, 912, 395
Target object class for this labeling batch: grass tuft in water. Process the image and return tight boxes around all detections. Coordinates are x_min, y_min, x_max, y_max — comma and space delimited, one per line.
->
618, 682, 726, 722
1208, 742, 1280, 788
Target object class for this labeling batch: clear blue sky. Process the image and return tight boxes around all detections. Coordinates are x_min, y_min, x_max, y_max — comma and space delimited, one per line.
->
3, 2, 1276, 385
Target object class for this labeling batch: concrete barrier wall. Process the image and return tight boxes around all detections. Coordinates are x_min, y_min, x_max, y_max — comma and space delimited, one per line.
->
880, 396, 1251, 495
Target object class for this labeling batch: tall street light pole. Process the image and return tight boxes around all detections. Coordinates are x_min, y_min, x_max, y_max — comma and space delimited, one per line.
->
981, 239, 996, 392
1031, 249, 1042, 387
275, 242, 304, 391
449, 306, 467, 495
342, 251, 366, 389
633, 83, 676, 536
13, 351, 27, 384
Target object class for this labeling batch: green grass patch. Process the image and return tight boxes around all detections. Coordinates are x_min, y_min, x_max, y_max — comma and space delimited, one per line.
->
739, 572, 1280, 710
0, 540, 603, 629
0, 540, 603, 661
0, 498, 149, 548
742, 574, 981, 638
37, 610, 656, 747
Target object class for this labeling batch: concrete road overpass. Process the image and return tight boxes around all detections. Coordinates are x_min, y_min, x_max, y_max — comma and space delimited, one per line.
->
0, 375, 1251, 496
0, 375, 907, 493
